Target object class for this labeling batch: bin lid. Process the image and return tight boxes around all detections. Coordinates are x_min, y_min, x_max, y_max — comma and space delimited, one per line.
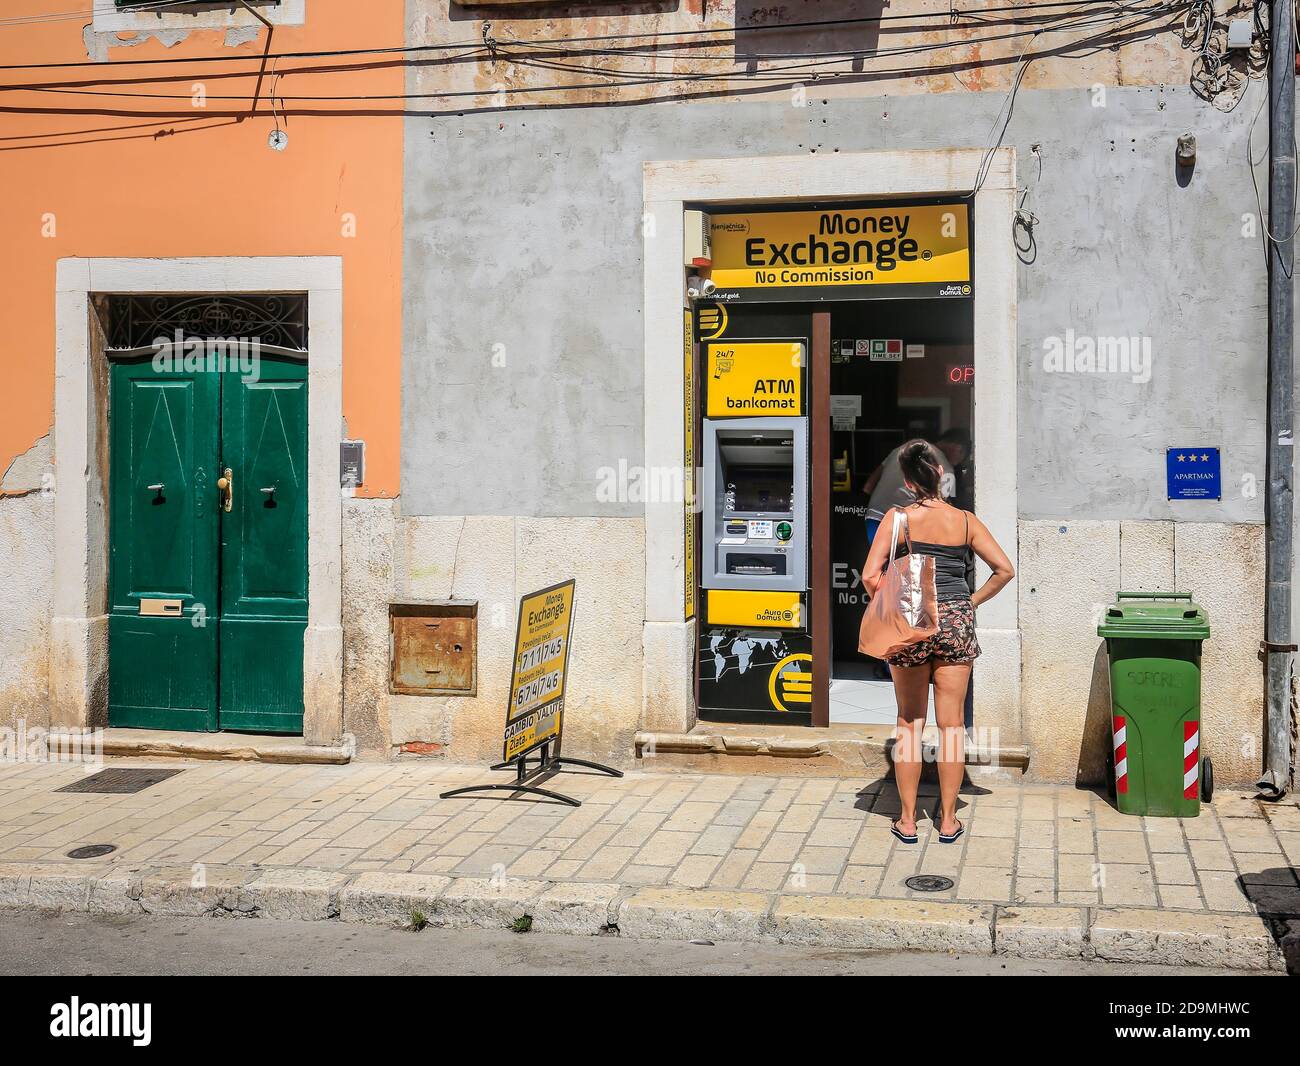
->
1097, 592, 1209, 640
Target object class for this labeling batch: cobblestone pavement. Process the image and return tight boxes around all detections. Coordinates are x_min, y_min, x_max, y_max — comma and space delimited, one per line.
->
0, 759, 1296, 916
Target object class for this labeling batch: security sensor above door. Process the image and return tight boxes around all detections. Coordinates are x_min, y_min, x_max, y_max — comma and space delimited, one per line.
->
684, 210, 713, 267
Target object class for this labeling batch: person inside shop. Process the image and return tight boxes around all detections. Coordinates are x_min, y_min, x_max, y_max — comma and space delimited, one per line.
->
861, 440, 1014, 845
862, 427, 974, 543
934, 427, 974, 512
862, 433, 954, 544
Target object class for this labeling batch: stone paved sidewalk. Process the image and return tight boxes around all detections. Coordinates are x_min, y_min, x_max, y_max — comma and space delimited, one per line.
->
0, 757, 1296, 918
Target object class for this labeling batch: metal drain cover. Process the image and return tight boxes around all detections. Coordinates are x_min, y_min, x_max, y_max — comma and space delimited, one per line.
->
66, 844, 117, 859
905, 874, 954, 892
56, 767, 183, 794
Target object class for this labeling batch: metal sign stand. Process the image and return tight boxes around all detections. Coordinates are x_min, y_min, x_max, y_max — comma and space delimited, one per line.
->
439, 740, 622, 808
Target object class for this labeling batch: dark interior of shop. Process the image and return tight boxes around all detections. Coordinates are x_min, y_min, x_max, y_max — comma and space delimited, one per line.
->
826, 298, 974, 680
699, 297, 974, 721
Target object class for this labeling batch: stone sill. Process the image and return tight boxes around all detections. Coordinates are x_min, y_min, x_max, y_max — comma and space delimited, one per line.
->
634, 724, 1030, 776
52, 728, 354, 766
634, 722, 1029, 780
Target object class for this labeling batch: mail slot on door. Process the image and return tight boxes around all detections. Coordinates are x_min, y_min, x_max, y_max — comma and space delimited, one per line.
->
139, 598, 184, 617
389, 601, 477, 696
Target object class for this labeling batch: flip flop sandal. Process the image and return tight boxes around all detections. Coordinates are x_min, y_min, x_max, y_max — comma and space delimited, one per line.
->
938, 820, 965, 844
890, 819, 918, 844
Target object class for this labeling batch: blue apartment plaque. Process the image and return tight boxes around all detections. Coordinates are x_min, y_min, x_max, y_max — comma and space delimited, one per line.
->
1166, 447, 1221, 500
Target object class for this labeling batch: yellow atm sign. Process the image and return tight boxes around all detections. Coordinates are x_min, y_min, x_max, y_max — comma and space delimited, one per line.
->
706, 341, 804, 417
708, 203, 971, 301
707, 589, 804, 630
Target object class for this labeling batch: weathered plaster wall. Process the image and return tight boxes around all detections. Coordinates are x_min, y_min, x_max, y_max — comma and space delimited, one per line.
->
0, 1, 404, 500
0, 436, 55, 733
0, 492, 54, 735
340, 500, 646, 766
403, 86, 1265, 520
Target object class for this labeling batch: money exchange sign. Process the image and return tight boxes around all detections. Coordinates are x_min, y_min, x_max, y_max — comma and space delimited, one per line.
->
502, 580, 575, 762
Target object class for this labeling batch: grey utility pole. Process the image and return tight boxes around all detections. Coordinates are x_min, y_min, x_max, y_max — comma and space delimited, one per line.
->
1262, 0, 1296, 799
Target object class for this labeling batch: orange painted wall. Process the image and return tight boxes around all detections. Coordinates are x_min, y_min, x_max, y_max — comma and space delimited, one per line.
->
0, 1, 403, 498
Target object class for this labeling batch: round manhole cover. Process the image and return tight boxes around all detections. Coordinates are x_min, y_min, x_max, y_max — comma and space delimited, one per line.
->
904, 874, 954, 892
66, 844, 116, 859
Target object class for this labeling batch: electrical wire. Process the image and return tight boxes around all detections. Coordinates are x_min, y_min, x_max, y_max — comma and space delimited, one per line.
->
968, 29, 1038, 199
0, 0, 1206, 160
1247, 0, 1300, 260
0, 0, 1194, 71
0, 0, 1190, 157
492, 0, 1175, 62
1183, 0, 1247, 109
0, 2, 1185, 106
513, 1, 1167, 65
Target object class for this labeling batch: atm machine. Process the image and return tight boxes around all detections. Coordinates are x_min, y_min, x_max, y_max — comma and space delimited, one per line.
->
696, 340, 813, 722
702, 419, 807, 592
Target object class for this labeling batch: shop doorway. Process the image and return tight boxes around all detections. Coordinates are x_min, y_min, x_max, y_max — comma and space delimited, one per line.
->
693, 296, 974, 726
826, 299, 974, 725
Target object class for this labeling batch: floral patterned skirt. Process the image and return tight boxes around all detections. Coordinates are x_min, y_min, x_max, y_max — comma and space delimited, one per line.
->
884, 597, 981, 667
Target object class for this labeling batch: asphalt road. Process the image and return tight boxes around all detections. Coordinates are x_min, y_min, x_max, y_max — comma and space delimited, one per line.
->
0, 910, 1267, 976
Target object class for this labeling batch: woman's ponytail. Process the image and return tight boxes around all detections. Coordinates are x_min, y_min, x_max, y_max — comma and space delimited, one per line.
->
897, 439, 944, 501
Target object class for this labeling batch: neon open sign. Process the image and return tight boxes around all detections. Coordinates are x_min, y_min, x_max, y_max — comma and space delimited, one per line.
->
948, 364, 974, 384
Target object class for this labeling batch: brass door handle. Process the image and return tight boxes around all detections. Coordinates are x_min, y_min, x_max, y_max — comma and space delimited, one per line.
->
217, 468, 233, 512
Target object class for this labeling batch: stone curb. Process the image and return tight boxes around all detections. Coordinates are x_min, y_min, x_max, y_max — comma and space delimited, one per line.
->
774, 894, 994, 954
0, 862, 1289, 971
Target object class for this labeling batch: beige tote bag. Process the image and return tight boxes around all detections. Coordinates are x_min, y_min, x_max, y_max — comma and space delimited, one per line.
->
858, 510, 939, 659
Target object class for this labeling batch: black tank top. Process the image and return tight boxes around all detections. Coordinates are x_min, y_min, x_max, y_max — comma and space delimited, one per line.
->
897, 512, 975, 602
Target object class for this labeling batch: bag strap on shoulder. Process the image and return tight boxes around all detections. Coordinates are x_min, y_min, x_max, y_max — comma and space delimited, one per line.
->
888, 509, 912, 566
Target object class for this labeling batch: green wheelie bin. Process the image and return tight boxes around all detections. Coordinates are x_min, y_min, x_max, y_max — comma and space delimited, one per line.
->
1096, 592, 1212, 817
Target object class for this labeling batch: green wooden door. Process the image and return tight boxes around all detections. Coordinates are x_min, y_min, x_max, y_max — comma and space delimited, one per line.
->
217, 356, 308, 733
108, 354, 307, 734
108, 357, 221, 730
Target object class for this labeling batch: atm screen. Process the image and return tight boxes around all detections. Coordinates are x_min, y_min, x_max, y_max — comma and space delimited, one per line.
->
726, 469, 793, 514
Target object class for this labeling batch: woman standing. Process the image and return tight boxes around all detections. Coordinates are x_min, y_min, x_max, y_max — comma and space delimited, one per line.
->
861, 440, 1015, 844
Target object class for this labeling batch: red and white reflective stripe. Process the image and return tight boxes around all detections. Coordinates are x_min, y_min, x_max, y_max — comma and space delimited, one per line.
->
1113, 715, 1128, 794
1183, 720, 1200, 800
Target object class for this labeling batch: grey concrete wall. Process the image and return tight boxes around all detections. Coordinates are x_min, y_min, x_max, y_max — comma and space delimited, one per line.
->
403, 85, 1267, 522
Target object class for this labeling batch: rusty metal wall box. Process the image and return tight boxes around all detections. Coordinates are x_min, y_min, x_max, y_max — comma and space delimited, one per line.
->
389, 601, 477, 696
